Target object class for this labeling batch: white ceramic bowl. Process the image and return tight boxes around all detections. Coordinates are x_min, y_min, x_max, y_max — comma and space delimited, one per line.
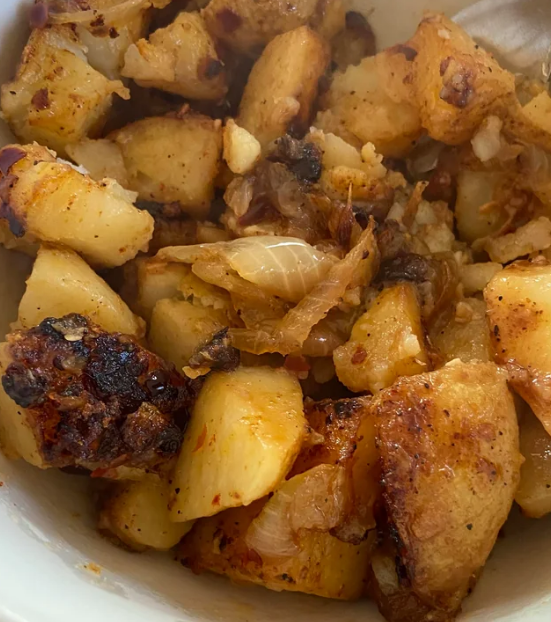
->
1, 1, 551, 621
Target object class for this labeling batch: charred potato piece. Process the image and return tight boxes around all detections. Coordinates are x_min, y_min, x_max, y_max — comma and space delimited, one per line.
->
316, 48, 422, 157
0, 314, 194, 472
202, 0, 344, 56
237, 27, 330, 149
334, 283, 429, 393
169, 366, 306, 522
485, 260, 551, 436
109, 114, 223, 219
122, 12, 227, 100
179, 467, 373, 600
408, 13, 516, 145
371, 361, 521, 620
99, 478, 193, 551
18, 245, 145, 339
0, 144, 154, 268
0, 25, 129, 157
516, 405, 551, 518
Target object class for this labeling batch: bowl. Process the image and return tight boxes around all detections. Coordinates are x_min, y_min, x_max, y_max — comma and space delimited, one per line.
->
1, 1, 551, 621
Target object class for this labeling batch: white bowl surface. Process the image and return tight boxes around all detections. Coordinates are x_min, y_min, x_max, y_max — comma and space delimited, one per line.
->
0, 1, 551, 621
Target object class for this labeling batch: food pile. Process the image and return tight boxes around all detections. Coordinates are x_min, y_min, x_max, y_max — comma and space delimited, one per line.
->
1, 1, 551, 620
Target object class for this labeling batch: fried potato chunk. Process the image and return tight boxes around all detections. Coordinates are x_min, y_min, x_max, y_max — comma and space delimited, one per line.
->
237, 27, 330, 149
202, 0, 344, 55
18, 245, 145, 339
316, 48, 422, 157
122, 12, 227, 100
0, 25, 129, 157
169, 366, 306, 522
99, 477, 194, 551
408, 13, 516, 145
0, 314, 194, 472
178, 467, 373, 599
0, 144, 154, 268
370, 361, 521, 620
334, 283, 429, 393
485, 259, 551, 436
516, 405, 551, 519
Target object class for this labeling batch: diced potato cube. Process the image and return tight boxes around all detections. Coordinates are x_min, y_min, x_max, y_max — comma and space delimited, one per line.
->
460, 262, 502, 296
99, 478, 193, 551
316, 49, 422, 157
0, 144, 153, 268
485, 260, 551, 435
372, 361, 521, 618
430, 298, 492, 363
0, 343, 44, 467
18, 246, 145, 338
122, 12, 227, 100
110, 114, 222, 218
148, 299, 228, 370
516, 406, 551, 518
66, 139, 130, 187
0, 26, 129, 157
408, 13, 516, 144
237, 27, 330, 149
483, 217, 551, 263
334, 283, 429, 393
223, 119, 261, 175
169, 366, 306, 522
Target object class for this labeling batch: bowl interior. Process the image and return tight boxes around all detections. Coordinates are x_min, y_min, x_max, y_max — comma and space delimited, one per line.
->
1, 2, 551, 621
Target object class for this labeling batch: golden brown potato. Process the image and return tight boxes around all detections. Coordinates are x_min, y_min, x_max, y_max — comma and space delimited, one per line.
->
99, 478, 193, 551
0, 144, 154, 268
483, 217, 551, 264
178, 468, 373, 599
516, 405, 551, 519
334, 283, 429, 393
18, 246, 145, 338
408, 13, 516, 145
109, 114, 223, 218
484, 259, 551, 436
0, 25, 129, 157
148, 299, 228, 370
202, 0, 344, 56
169, 366, 307, 522
122, 12, 227, 100
430, 298, 492, 364
237, 27, 330, 149
316, 48, 422, 157
371, 361, 521, 620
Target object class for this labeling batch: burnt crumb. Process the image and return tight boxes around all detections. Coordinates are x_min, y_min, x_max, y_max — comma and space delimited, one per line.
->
188, 328, 240, 373
440, 67, 474, 109
279, 573, 296, 584
334, 399, 362, 419
392, 44, 418, 62
90, 15, 105, 28
31, 88, 50, 110
199, 57, 224, 80
0, 147, 25, 176
29, 1, 49, 29
267, 135, 322, 183
2, 314, 196, 471
216, 8, 242, 32
0, 196, 26, 238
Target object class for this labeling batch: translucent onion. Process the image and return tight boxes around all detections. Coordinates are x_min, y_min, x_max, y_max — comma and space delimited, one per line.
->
157, 236, 336, 303
230, 222, 378, 355
245, 465, 347, 562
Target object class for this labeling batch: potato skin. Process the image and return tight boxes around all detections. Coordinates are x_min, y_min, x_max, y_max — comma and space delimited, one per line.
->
18, 245, 145, 339
485, 259, 551, 436
0, 25, 129, 157
237, 26, 330, 149
0, 144, 154, 268
122, 12, 227, 100
202, 0, 344, 55
372, 361, 521, 619
110, 114, 223, 218
409, 13, 516, 145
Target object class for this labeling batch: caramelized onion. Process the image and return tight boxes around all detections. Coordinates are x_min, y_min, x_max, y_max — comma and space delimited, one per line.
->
46, 0, 147, 25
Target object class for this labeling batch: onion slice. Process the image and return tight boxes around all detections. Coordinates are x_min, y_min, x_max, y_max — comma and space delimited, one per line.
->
245, 464, 347, 562
46, 0, 148, 25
